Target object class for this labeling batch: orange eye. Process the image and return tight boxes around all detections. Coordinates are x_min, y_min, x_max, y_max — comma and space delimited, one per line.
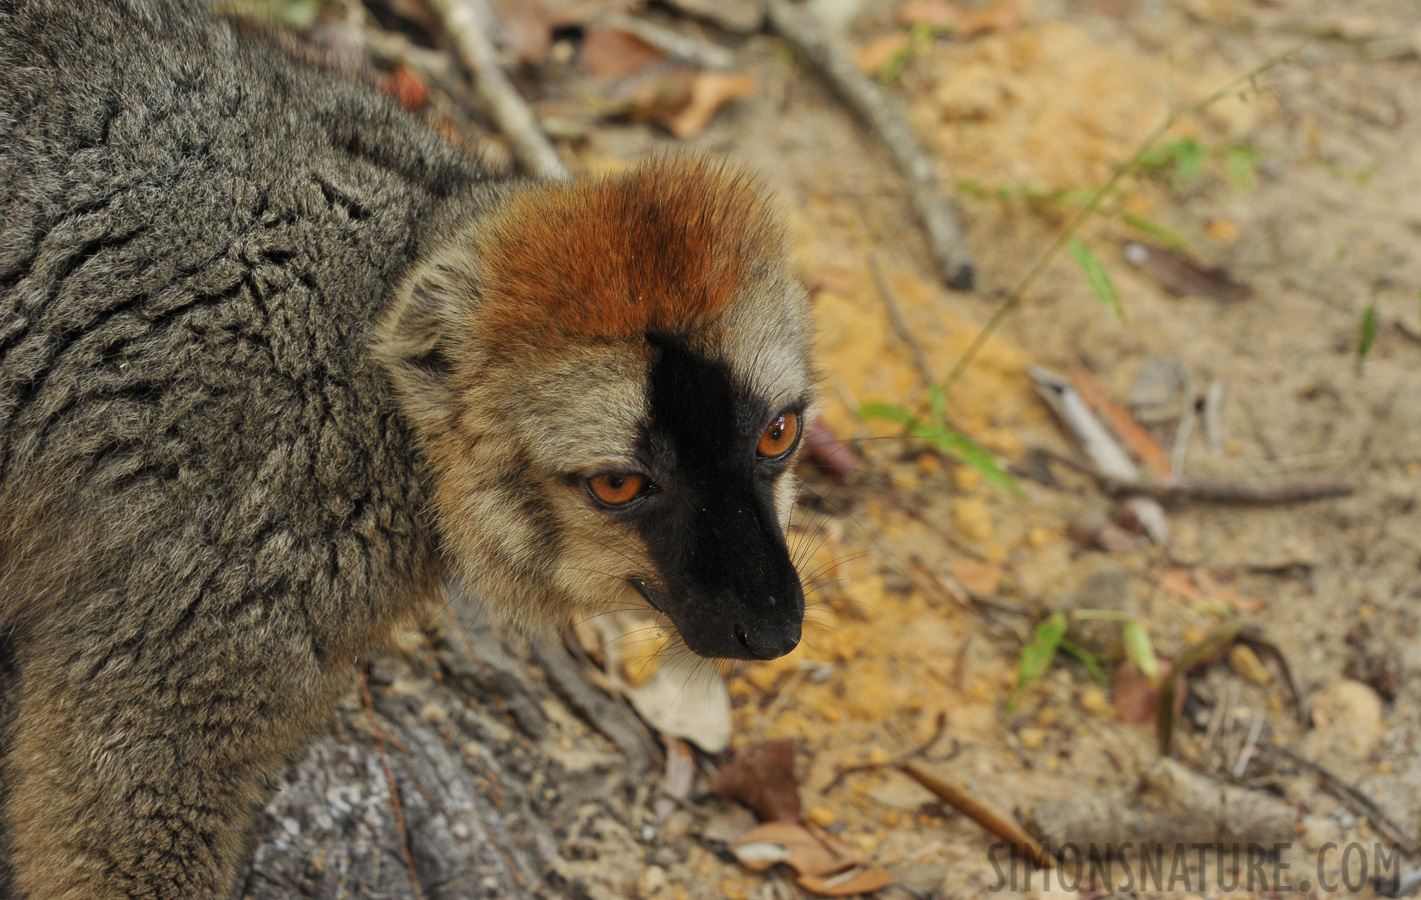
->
757, 411, 800, 459
587, 473, 647, 506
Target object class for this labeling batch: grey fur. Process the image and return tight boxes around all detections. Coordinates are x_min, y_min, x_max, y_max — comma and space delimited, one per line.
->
0, 1, 476, 896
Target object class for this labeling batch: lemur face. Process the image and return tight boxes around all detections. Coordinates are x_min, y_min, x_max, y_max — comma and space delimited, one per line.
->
378, 158, 817, 660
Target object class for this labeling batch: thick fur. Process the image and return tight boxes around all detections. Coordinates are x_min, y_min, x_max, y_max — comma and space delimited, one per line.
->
0, 1, 815, 897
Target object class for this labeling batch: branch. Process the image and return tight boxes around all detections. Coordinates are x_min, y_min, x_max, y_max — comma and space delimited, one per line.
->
427, 0, 568, 180
762, 0, 974, 290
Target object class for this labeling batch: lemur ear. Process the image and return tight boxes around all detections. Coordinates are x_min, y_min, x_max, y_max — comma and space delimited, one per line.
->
374, 268, 468, 434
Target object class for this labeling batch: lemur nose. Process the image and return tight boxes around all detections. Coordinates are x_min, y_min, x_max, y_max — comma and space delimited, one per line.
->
734, 619, 801, 660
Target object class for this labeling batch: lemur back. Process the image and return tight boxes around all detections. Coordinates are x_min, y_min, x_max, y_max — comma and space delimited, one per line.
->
0, 1, 477, 894
0, 1, 816, 897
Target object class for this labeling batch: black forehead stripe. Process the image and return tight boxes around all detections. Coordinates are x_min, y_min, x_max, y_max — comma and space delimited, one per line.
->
643, 333, 767, 467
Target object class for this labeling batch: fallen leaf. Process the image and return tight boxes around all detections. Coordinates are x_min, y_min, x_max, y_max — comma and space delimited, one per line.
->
1067, 509, 1140, 554
591, 612, 732, 752
655, 736, 698, 823
733, 822, 866, 877
949, 559, 1003, 595
582, 26, 668, 81
1072, 368, 1171, 478
733, 838, 793, 871
1122, 241, 1253, 303
699, 804, 759, 846
663, 70, 757, 138
381, 65, 428, 111
1112, 660, 1157, 725
711, 739, 802, 823
853, 32, 911, 75
802, 417, 860, 484
798, 866, 896, 896
898, 0, 1024, 38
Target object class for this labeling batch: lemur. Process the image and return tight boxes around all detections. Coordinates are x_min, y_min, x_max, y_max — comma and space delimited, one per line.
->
0, 0, 816, 896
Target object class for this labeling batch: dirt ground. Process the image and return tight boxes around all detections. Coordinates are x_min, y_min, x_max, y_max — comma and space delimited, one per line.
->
250, 0, 1421, 897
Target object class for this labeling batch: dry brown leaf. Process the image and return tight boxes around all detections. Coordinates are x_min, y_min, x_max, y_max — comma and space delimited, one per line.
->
803, 417, 859, 484
1072, 368, 1171, 479
853, 32, 911, 75
663, 71, 757, 138
582, 26, 668, 80
949, 559, 1003, 595
622, 66, 698, 122
1158, 568, 1262, 614
798, 866, 895, 896
733, 822, 866, 877
381, 65, 429, 111
1112, 660, 1157, 725
711, 739, 802, 823
1123, 241, 1253, 303
898, 0, 1024, 38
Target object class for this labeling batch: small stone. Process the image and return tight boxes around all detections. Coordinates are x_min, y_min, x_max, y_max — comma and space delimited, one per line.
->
805, 806, 837, 827
1018, 727, 1047, 750
1229, 644, 1271, 685
1079, 688, 1109, 715
636, 864, 669, 899
953, 498, 993, 542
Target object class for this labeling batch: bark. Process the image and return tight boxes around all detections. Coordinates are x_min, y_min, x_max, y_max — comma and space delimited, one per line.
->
239, 590, 656, 900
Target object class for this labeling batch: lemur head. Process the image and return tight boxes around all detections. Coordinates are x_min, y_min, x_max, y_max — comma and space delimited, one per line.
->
377, 157, 816, 660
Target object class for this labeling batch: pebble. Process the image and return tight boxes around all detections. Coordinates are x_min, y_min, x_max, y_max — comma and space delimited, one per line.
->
636, 864, 668, 899
805, 806, 837, 827
1078, 688, 1109, 715
1228, 644, 1271, 685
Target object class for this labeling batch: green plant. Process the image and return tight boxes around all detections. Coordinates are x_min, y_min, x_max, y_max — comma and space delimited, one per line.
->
860, 387, 1022, 496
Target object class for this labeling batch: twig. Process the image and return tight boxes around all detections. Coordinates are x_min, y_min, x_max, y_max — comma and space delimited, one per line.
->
426, 0, 568, 180
1036, 446, 1353, 505
942, 47, 1301, 392
870, 255, 936, 389
1028, 758, 1298, 852
822, 712, 949, 794
358, 668, 425, 900
1204, 378, 1227, 456
1266, 745, 1416, 853
761, 0, 974, 290
1030, 366, 1170, 545
901, 761, 1055, 870
1231, 707, 1265, 778
1172, 369, 1198, 474
600, 13, 736, 70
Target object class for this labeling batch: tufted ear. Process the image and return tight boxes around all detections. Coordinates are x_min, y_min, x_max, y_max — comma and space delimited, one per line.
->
373, 267, 469, 436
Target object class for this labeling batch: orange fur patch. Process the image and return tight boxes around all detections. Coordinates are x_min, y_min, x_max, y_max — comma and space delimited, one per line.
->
474, 158, 784, 344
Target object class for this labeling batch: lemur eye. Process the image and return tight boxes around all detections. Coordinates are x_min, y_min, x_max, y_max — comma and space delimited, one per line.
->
587, 473, 647, 506
757, 411, 800, 459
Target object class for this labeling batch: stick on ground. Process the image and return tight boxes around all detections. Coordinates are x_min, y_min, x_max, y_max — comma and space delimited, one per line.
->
762, 0, 974, 290
427, 0, 568, 180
